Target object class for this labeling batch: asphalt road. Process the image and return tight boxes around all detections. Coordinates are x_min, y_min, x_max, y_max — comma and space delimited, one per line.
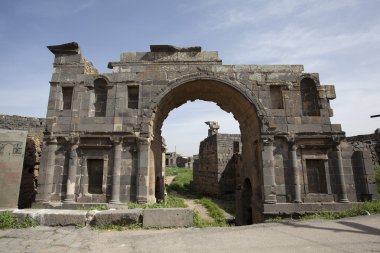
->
1, 215, 379, 253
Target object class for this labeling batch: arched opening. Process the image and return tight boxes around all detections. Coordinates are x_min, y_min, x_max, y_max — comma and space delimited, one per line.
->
300, 78, 320, 116
161, 100, 241, 208
148, 78, 266, 224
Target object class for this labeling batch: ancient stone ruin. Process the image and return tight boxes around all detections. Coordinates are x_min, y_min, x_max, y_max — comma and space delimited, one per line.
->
193, 122, 241, 196
36, 42, 377, 224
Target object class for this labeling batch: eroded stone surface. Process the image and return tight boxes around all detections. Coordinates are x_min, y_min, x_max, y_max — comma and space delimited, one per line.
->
0, 130, 27, 208
143, 208, 193, 228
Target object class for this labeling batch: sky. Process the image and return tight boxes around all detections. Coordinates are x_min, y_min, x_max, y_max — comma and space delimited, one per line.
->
0, 0, 379, 156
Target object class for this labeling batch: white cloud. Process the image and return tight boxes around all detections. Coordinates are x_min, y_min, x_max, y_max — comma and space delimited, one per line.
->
197, 0, 359, 31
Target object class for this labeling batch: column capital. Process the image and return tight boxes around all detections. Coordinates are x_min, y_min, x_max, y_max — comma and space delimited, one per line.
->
45, 136, 57, 145
332, 134, 345, 146
261, 134, 274, 146
333, 144, 341, 152
64, 133, 79, 146
110, 136, 124, 145
138, 137, 151, 146
286, 134, 297, 147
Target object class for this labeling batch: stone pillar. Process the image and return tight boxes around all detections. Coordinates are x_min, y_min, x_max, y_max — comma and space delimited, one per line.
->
110, 136, 123, 204
290, 142, 302, 203
82, 158, 89, 195
41, 137, 58, 201
64, 136, 79, 203
262, 136, 276, 204
334, 144, 349, 203
137, 137, 150, 204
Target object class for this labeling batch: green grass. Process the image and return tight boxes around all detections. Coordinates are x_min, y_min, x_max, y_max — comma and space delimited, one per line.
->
195, 198, 229, 226
193, 211, 215, 228
165, 167, 194, 195
165, 167, 230, 227
127, 195, 187, 209
0, 211, 37, 230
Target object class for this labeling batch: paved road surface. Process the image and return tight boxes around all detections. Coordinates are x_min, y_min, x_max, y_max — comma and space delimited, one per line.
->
1, 215, 379, 253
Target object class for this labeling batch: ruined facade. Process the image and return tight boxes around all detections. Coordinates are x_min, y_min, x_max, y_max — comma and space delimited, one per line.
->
193, 132, 241, 196
36, 42, 377, 224
165, 152, 193, 168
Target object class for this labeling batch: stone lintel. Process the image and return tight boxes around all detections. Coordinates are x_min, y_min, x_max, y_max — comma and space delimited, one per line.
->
47, 42, 80, 56
150, 45, 201, 52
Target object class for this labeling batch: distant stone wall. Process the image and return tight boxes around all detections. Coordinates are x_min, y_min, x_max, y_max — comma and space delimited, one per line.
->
0, 114, 46, 138
194, 134, 218, 195
217, 134, 241, 194
346, 131, 380, 165
194, 133, 241, 196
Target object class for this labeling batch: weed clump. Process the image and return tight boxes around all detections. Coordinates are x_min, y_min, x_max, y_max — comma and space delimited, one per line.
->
0, 211, 37, 230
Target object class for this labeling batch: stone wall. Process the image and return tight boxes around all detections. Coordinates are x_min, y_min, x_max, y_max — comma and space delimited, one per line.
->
194, 133, 241, 196
0, 114, 46, 138
346, 131, 380, 165
217, 134, 241, 195
18, 137, 42, 208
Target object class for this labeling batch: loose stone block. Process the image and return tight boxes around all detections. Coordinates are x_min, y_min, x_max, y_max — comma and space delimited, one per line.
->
0, 129, 27, 208
92, 209, 142, 226
142, 208, 193, 228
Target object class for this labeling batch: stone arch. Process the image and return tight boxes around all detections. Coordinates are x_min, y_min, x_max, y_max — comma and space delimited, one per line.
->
299, 76, 320, 116
148, 74, 271, 133
145, 74, 270, 223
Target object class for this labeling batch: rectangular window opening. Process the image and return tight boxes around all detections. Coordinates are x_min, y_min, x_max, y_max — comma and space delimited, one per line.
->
128, 86, 139, 109
270, 86, 284, 109
87, 159, 104, 194
306, 159, 327, 194
62, 87, 73, 110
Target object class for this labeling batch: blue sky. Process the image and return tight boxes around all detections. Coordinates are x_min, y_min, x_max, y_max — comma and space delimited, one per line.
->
1, 0, 379, 155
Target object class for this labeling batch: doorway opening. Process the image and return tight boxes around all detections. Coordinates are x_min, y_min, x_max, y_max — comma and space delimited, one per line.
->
149, 78, 264, 225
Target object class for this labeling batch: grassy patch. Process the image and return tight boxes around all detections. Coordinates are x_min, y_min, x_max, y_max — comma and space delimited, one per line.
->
0, 212, 37, 230
165, 168, 231, 227
193, 211, 215, 228
128, 195, 187, 209
195, 198, 229, 227
165, 167, 195, 195
75, 223, 86, 229
269, 216, 284, 223
302, 200, 380, 220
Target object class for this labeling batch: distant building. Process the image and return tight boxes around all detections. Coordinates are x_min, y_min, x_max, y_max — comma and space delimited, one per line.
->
193, 122, 241, 196
165, 152, 194, 168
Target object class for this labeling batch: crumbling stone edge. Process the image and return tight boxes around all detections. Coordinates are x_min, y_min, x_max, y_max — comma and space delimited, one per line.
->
0, 208, 193, 228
